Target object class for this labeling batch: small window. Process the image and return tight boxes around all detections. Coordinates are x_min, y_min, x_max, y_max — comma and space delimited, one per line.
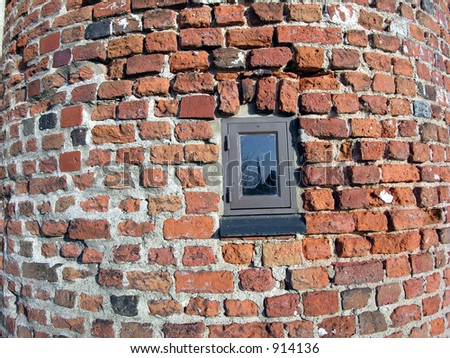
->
220, 116, 306, 237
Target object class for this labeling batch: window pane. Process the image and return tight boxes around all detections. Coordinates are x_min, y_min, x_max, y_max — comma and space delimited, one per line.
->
240, 134, 278, 196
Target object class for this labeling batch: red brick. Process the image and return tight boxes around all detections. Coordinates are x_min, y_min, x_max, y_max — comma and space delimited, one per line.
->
59, 151, 81, 172
396, 77, 416, 96
354, 211, 388, 231
143, 9, 176, 30
68, 219, 110, 240
341, 288, 371, 310
423, 295, 441, 316
306, 212, 354, 234
299, 74, 340, 91
175, 271, 233, 293
227, 27, 273, 48
294, 46, 324, 72
262, 241, 301, 267
429, 318, 445, 336
145, 31, 178, 53
289, 267, 328, 290
300, 93, 332, 114
336, 235, 371, 258
250, 2, 283, 24
364, 52, 391, 71
250, 47, 292, 68
148, 247, 176, 266
186, 297, 219, 317
169, 51, 209, 72
303, 141, 333, 163
179, 6, 211, 28
126, 54, 164, 75
208, 322, 281, 338
218, 80, 239, 115
359, 9, 383, 30
411, 252, 434, 274
92, 124, 135, 144
185, 192, 219, 214
176, 168, 205, 188
381, 164, 419, 182
224, 299, 258, 317
331, 49, 359, 70
303, 189, 334, 210
71, 83, 97, 103
179, 95, 215, 119
302, 237, 331, 260
40, 32, 60, 55
184, 144, 219, 163
182, 246, 216, 266
343, 72, 370, 91
98, 80, 132, 99
277, 26, 341, 45
389, 209, 426, 230
113, 244, 140, 263
108, 35, 144, 58
390, 98, 411, 116
299, 117, 348, 138
239, 268, 275, 292
147, 299, 182, 317
338, 188, 369, 209
91, 319, 114, 338
118, 220, 154, 237
349, 166, 380, 185
370, 231, 420, 254
180, 28, 224, 49
155, 99, 179, 117
214, 5, 245, 27
139, 121, 171, 140
117, 101, 148, 120
134, 77, 170, 97
61, 105, 83, 128
73, 42, 106, 61
163, 216, 214, 240
265, 294, 300, 317
373, 73, 395, 94
373, 34, 400, 52
376, 283, 401, 305
303, 166, 345, 186
318, 316, 356, 338
334, 260, 384, 285
120, 322, 153, 338
256, 77, 277, 112
173, 73, 214, 94
94, 0, 130, 19
303, 291, 339, 316
126, 271, 172, 292
333, 94, 359, 114
391, 305, 421, 327
175, 122, 211, 143
222, 244, 254, 265
163, 322, 205, 338
347, 30, 368, 47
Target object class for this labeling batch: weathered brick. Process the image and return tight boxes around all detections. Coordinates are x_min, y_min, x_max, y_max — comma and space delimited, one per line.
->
303, 291, 339, 316
175, 271, 234, 293
334, 260, 384, 285
265, 294, 300, 317
262, 241, 301, 267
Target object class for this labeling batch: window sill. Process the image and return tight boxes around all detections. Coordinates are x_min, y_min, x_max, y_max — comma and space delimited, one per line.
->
219, 215, 306, 238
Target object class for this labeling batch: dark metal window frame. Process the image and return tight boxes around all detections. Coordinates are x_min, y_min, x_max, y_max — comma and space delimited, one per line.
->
220, 116, 306, 237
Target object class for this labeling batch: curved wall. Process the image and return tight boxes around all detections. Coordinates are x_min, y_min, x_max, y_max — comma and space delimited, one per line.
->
0, 0, 450, 338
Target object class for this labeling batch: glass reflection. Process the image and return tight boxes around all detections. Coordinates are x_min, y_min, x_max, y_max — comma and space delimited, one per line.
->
240, 134, 278, 196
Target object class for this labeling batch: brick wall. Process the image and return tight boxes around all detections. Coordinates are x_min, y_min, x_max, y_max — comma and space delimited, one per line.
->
0, 0, 450, 338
